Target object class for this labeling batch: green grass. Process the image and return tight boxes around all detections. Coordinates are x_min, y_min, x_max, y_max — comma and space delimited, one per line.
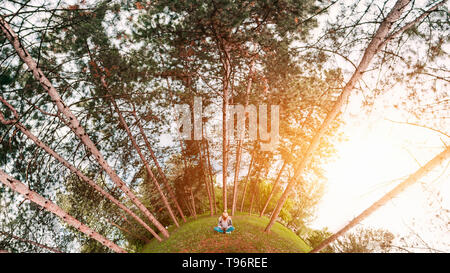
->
141, 213, 311, 253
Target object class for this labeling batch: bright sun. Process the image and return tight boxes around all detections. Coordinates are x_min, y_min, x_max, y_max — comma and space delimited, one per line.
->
312, 115, 449, 250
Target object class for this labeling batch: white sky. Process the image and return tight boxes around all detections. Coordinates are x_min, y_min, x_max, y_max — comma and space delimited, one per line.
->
310, 88, 449, 251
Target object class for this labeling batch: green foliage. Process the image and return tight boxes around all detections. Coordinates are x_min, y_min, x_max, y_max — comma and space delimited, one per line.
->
304, 227, 395, 253
333, 228, 395, 253
303, 227, 334, 253
56, 173, 124, 253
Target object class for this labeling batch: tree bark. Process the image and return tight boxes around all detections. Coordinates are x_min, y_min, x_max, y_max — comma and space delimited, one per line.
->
183, 194, 194, 217
219, 39, 232, 213
0, 231, 62, 253
108, 220, 151, 244
231, 61, 254, 216
0, 97, 162, 241
231, 142, 242, 215
260, 161, 286, 217
311, 146, 450, 253
190, 187, 197, 219
108, 95, 179, 228
205, 140, 217, 214
200, 142, 214, 216
248, 171, 261, 215
222, 67, 230, 212
0, 170, 126, 253
0, 17, 168, 238
131, 109, 187, 223
265, 0, 413, 232
240, 151, 254, 212
178, 140, 196, 218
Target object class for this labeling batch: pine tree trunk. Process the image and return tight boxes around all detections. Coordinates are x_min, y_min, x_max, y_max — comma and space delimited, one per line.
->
179, 141, 195, 218
131, 109, 187, 223
205, 140, 217, 214
248, 181, 255, 215
0, 98, 162, 241
190, 187, 197, 219
311, 146, 450, 253
108, 96, 179, 228
265, 0, 413, 232
108, 220, 151, 244
0, 17, 169, 238
248, 171, 260, 215
222, 80, 229, 213
231, 61, 254, 216
221, 42, 232, 212
231, 142, 242, 216
0, 231, 62, 253
240, 152, 254, 212
260, 161, 286, 217
183, 194, 194, 217
200, 142, 214, 216
255, 179, 260, 215
0, 170, 126, 253
179, 140, 189, 171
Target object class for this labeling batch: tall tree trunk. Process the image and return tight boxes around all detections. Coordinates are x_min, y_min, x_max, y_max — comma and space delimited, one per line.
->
231, 61, 254, 216
311, 146, 450, 253
248, 171, 260, 215
220, 40, 232, 212
231, 142, 242, 216
168, 78, 195, 219
0, 97, 162, 241
131, 109, 186, 223
265, 0, 413, 232
222, 70, 229, 212
183, 194, 194, 217
0, 231, 62, 253
0, 17, 169, 238
260, 161, 286, 217
0, 170, 126, 253
190, 186, 197, 219
179, 140, 195, 218
240, 151, 254, 212
108, 220, 151, 244
108, 96, 179, 228
205, 140, 217, 214
200, 142, 214, 216
179, 140, 189, 170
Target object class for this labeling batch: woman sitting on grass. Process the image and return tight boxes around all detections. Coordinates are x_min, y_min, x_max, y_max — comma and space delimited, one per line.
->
214, 211, 235, 234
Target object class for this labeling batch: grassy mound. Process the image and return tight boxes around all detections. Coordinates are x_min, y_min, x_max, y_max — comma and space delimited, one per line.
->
141, 214, 311, 253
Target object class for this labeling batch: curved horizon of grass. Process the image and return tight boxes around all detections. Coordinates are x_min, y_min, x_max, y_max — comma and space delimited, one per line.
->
140, 213, 311, 253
